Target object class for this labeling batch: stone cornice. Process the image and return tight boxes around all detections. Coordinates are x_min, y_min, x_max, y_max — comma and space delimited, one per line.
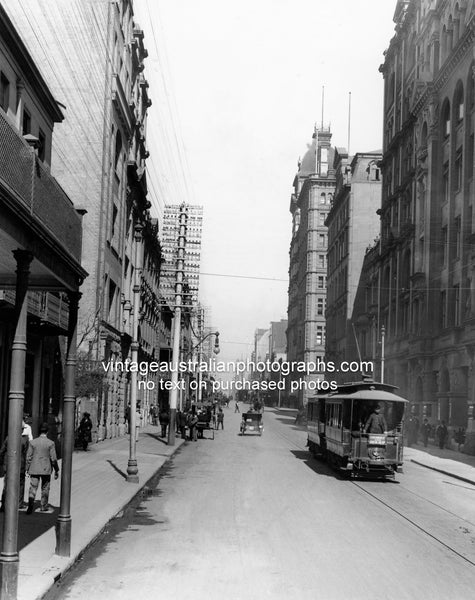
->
434, 14, 475, 91
411, 14, 475, 117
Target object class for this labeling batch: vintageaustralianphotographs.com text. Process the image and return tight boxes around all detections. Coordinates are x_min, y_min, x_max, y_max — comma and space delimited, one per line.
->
101, 358, 374, 377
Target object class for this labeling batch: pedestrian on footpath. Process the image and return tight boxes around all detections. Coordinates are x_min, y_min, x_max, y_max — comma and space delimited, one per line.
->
159, 406, 170, 438
187, 411, 198, 442
150, 404, 158, 426
0, 424, 30, 511
217, 408, 224, 430
177, 410, 187, 439
234, 400, 240, 413
78, 412, 93, 451
421, 418, 431, 447
436, 421, 448, 449
26, 423, 59, 514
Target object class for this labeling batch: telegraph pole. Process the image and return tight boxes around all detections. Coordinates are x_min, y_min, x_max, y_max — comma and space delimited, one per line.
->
197, 307, 204, 404
168, 205, 187, 445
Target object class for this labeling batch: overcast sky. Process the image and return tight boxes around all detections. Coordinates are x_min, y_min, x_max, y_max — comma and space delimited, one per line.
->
133, 0, 397, 364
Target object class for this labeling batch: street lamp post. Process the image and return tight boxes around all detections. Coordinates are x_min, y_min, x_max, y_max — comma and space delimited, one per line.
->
278, 357, 283, 408
380, 325, 385, 383
186, 331, 220, 408
126, 222, 143, 483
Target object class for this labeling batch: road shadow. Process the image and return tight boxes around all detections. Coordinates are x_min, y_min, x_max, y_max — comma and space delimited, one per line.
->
291, 450, 400, 484
106, 459, 128, 480
0, 504, 59, 551
291, 449, 346, 479
143, 432, 168, 445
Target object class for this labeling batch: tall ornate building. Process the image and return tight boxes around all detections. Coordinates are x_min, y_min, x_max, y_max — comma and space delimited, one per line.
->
326, 149, 382, 377
4, 0, 163, 440
287, 126, 335, 406
355, 0, 475, 452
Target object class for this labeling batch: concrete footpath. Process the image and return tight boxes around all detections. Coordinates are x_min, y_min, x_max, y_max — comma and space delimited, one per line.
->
405, 443, 475, 485
0, 425, 184, 600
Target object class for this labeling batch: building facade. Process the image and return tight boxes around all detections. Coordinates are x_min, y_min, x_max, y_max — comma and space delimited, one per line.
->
0, 5, 86, 589
287, 126, 335, 406
326, 149, 382, 378
4, 0, 165, 440
0, 4, 86, 440
357, 0, 475, 451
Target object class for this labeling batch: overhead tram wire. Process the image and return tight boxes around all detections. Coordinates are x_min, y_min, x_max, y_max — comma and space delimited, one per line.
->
147, 0, 192, 203
151, 0, 197, 204
145, 0, 194, 205
198, 271, 288, 282
145, 73, 187, 205
143, 61, 187, 204
18, 2, 106, 187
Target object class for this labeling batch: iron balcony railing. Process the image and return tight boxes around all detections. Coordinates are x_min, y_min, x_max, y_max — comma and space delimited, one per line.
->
0, 290, 69, 332
0, 110, 82, 262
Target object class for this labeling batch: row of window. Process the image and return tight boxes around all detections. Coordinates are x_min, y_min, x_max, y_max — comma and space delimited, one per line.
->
0, 69, 47, 161
387, 4, 471, 107
376, 281, 468, 340
328, 228, 349, 273
306, 253, 326, 271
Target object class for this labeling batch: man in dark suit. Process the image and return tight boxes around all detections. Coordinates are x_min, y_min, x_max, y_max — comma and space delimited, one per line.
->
364, 404, 388, 434
26, 422, 59, 514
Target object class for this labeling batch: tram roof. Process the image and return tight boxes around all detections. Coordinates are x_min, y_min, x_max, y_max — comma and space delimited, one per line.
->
328, 389, 408, 403
308, 380, 408, 403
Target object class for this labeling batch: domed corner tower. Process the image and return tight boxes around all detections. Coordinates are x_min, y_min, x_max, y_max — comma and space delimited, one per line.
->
287, 125, 336, 409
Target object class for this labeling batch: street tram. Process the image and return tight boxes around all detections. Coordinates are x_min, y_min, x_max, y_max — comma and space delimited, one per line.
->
307, 379, 408, 479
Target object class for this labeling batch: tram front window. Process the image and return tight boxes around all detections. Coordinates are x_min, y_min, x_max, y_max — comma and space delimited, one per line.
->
352, 400, 404, 433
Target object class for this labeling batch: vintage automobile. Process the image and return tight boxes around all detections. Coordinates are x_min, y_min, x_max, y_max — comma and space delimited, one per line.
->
307, 379, 408, 479
240, 412, 263, 436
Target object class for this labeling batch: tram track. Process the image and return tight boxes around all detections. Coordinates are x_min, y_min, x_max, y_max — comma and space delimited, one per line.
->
350, 479, 475, 568
270, 414, 475, 568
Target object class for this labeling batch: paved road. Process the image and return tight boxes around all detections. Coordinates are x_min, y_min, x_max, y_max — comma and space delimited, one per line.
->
46, 407, 475, 600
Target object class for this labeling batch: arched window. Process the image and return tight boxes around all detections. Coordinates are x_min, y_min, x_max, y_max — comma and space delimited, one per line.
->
454, 4, 461, 44
447, 15, 454, 51
441, 100, 451, 138
454, 81, 464, 122
367, 160, 380, 181
441, 25, 447, 61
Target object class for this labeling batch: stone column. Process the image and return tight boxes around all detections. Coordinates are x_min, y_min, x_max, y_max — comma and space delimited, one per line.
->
0, 250, 33, 600
30, 338, 43, 437
55, 292, 80, 556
